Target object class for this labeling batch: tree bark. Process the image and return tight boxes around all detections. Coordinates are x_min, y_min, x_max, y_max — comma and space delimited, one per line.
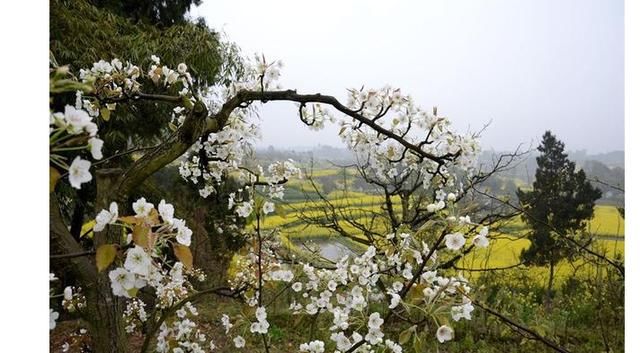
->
51, 190, 128, 352
87, 169, 130, 353
83, 277, 129, 353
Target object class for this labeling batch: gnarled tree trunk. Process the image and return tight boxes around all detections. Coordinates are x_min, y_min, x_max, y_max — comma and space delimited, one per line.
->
90, 169, 129, 353
51, 196, 129, 353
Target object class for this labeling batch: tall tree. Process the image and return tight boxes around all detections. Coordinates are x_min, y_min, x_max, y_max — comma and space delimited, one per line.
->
517, 131, 601, 304
92, 0, 202, 28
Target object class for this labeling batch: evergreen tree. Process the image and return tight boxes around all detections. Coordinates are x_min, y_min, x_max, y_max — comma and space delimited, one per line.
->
517, 131, 601, 303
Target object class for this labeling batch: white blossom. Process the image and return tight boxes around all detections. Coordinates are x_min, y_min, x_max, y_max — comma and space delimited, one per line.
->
50, 309, 59, 330
472, 234, 489, 248
124, 246, 152, 276
63, 105, 92, 135
173, 219, 193, 246
299, 340, 325, 353
88, 137, 104, 160
436, 325, 454, 343
233, 336, 245, 348
444, 232, 466, 251
262, 201, 275, 215
235, 201, 253, 218
389, 293, 401, 309
132, 197, 154, 218
68, 156, 92, 189
292, 282, 303, 292
452, 302, 474, 321
221, 314, 232, 334
158, 199, 175, 224
63, 286, 73, 300
94, 202, 118, 232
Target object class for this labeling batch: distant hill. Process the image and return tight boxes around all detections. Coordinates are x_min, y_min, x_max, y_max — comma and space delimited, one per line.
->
567, 150, 624, 169
256, 145, 356, 165
256, 146, 624, 207
478, 149, 624, 206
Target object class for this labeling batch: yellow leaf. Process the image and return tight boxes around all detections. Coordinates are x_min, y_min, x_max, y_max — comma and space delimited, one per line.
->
96, 244, 118, 272
132, 224, 150, 248
173, 244, 193, 270
80, 220, 95, 238
100, 107, 111, 121
119, 216, 140, 225
148, 208, 160, 224
50, 167, 60, 193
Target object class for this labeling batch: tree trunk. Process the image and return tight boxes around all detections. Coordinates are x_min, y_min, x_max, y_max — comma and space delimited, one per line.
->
84, 277, 129, 353
545, 260, 555, 310
51, 186, 129, 353
87, 169, 130, 353
190, 208, 232, 288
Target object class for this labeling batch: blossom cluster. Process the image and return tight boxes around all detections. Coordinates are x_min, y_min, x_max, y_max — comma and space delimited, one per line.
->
61, 286, 86, 313
51, 55, 197, 191
91, 198, 217, 352
49, 54, 493, 353
50, 103, 104, 189
178, 55, 289, 200
222, 217, 485, 352
93, 198, 196, 304
337, 86, 480, 196
123, 298, 147, 333
49, 273, 61, 331
79, 56, 197, 128
155, 302, 217, 353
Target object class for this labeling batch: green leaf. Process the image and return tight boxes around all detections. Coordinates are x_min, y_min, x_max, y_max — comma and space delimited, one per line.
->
96, 244, 118, 272
182, 96, 194, 109
399, 325, 416, 345
412, 335, 423, 352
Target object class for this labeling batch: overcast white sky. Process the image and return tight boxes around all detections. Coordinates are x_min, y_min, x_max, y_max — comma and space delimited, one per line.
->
190, 0, 624, 153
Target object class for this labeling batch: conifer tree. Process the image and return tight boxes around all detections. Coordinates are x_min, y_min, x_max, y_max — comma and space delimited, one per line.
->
517, 131, 601, 303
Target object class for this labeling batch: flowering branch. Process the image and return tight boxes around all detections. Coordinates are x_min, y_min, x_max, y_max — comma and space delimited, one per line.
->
140, 285, 246, 353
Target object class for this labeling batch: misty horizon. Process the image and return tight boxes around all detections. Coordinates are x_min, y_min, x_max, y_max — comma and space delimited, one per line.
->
254, 143, 625, 155
191, 0, 624, 155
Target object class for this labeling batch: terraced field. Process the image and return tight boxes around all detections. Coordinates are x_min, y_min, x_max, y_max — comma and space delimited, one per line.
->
257, 167, 625, 284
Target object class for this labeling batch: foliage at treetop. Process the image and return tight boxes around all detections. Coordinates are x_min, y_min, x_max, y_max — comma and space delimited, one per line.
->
92, 0, 202, 28
51, 0, 243, 152
51, 0, 239, 87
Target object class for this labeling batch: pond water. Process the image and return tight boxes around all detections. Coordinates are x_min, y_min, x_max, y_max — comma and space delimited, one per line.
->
293, 238, 355, 262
